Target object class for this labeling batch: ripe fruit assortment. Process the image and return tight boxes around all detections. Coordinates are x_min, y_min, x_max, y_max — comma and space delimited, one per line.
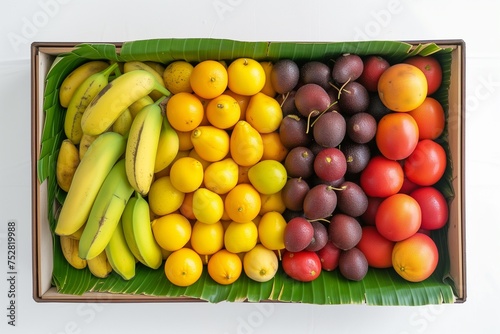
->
55, 52, 448, 288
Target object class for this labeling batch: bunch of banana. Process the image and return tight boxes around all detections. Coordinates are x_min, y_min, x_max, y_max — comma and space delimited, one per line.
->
78, 133, 97, 160
56, 139, 80, 192
59, 60, 109, 108
78, 159, 135, 260
105, 219, 136, 280
122, 192, 163, 270
64, 63, 118, 144
80, 70, 171, 137
123, 61, 166, 100
125, 96, 167, 196
55, 131, 126, 236
60, 235, 87, 269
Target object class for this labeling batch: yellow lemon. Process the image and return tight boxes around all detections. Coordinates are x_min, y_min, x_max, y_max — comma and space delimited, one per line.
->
259, 191, 286, 215
245, 92, 283, 133
190, 220, 224, 261
247, 160, 287, 195
206, 94, 241, 129
259, 61, 277, 97
148, 176, 185, 216
230, 121, 263, 167
260, 132, 289, 162
152, 213, 192, 252
227, 58, 266, 96
169, 157, 204, 193
192, 188, 224, 224
243, 244, 279, 282
257, 211, 287, 252
224, 220, 258, 254
203, 158, 239, 195
207, 249, 242, 285
191, 125, 230, 162
164, 248, 203, 287
163, 60, 194, 94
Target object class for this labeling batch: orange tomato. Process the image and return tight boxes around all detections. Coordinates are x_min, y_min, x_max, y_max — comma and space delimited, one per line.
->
392, 232, 439, 282
378, 63, 427, 112
408, 97, 445, 140
375, 193, 421, 242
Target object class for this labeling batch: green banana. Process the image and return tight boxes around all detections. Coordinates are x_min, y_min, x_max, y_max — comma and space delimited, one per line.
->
64, 63, 118, 144
78, 159, 134, 260
154, 114, 179, 173
105, 219, 136, 280
122, 192, 163, 269
59, 60, 109, 108
81, 70, 171, 137
55, 132, 126, 236
125, 96, 166, 196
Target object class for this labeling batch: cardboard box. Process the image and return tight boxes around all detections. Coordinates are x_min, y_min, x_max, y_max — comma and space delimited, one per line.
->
31, 39, 466, 303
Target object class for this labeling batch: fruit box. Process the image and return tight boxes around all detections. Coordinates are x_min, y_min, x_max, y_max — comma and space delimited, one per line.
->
31, 39, 466, 304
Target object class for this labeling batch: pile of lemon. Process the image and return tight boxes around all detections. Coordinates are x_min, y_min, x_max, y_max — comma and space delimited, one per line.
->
149, 58, 290, 287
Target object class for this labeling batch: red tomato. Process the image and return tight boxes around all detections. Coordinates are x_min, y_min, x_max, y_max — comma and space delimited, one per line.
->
282, 250, 322, 282
360, 155, 404, 198
399, 176, 420, 195
410, 186, 449, 230
403, 56, 443, 95
316, 242, 341, 271
360, 196, 384, 226
408, 97, 445, 140
357, 55, 390, 92
404, 139, 447, 186
392, 232, 439, 282
375, 193, 421, 242
376, 112, 419, 161
357, 226, 395, 268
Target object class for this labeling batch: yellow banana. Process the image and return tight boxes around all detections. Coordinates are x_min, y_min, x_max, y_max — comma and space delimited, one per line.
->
125, 97, 166, 196
154, 115, 179, 173
78, 159, 135, 260
122, 192, 163, 269
81, 70, 171, 136
60, 236, 87, 269
68, 224, 85, 240
143, 61, 166, 77
87, 251, 113, 278
55, 132, 126, 236
112, 108, 133, 136
123, 61, 167, 100
64, 63, 118, 144
79, 133, 98, 160
59, 60, 109, 108
56, 139, 80, 192
129, 95, 154, 118
105, 219, 136, 280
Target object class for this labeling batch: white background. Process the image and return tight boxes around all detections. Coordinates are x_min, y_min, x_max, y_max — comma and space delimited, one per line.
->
1, 0, 499, 333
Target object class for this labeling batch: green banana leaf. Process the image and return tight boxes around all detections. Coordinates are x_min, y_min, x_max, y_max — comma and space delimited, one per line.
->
38, 39, 457, 305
